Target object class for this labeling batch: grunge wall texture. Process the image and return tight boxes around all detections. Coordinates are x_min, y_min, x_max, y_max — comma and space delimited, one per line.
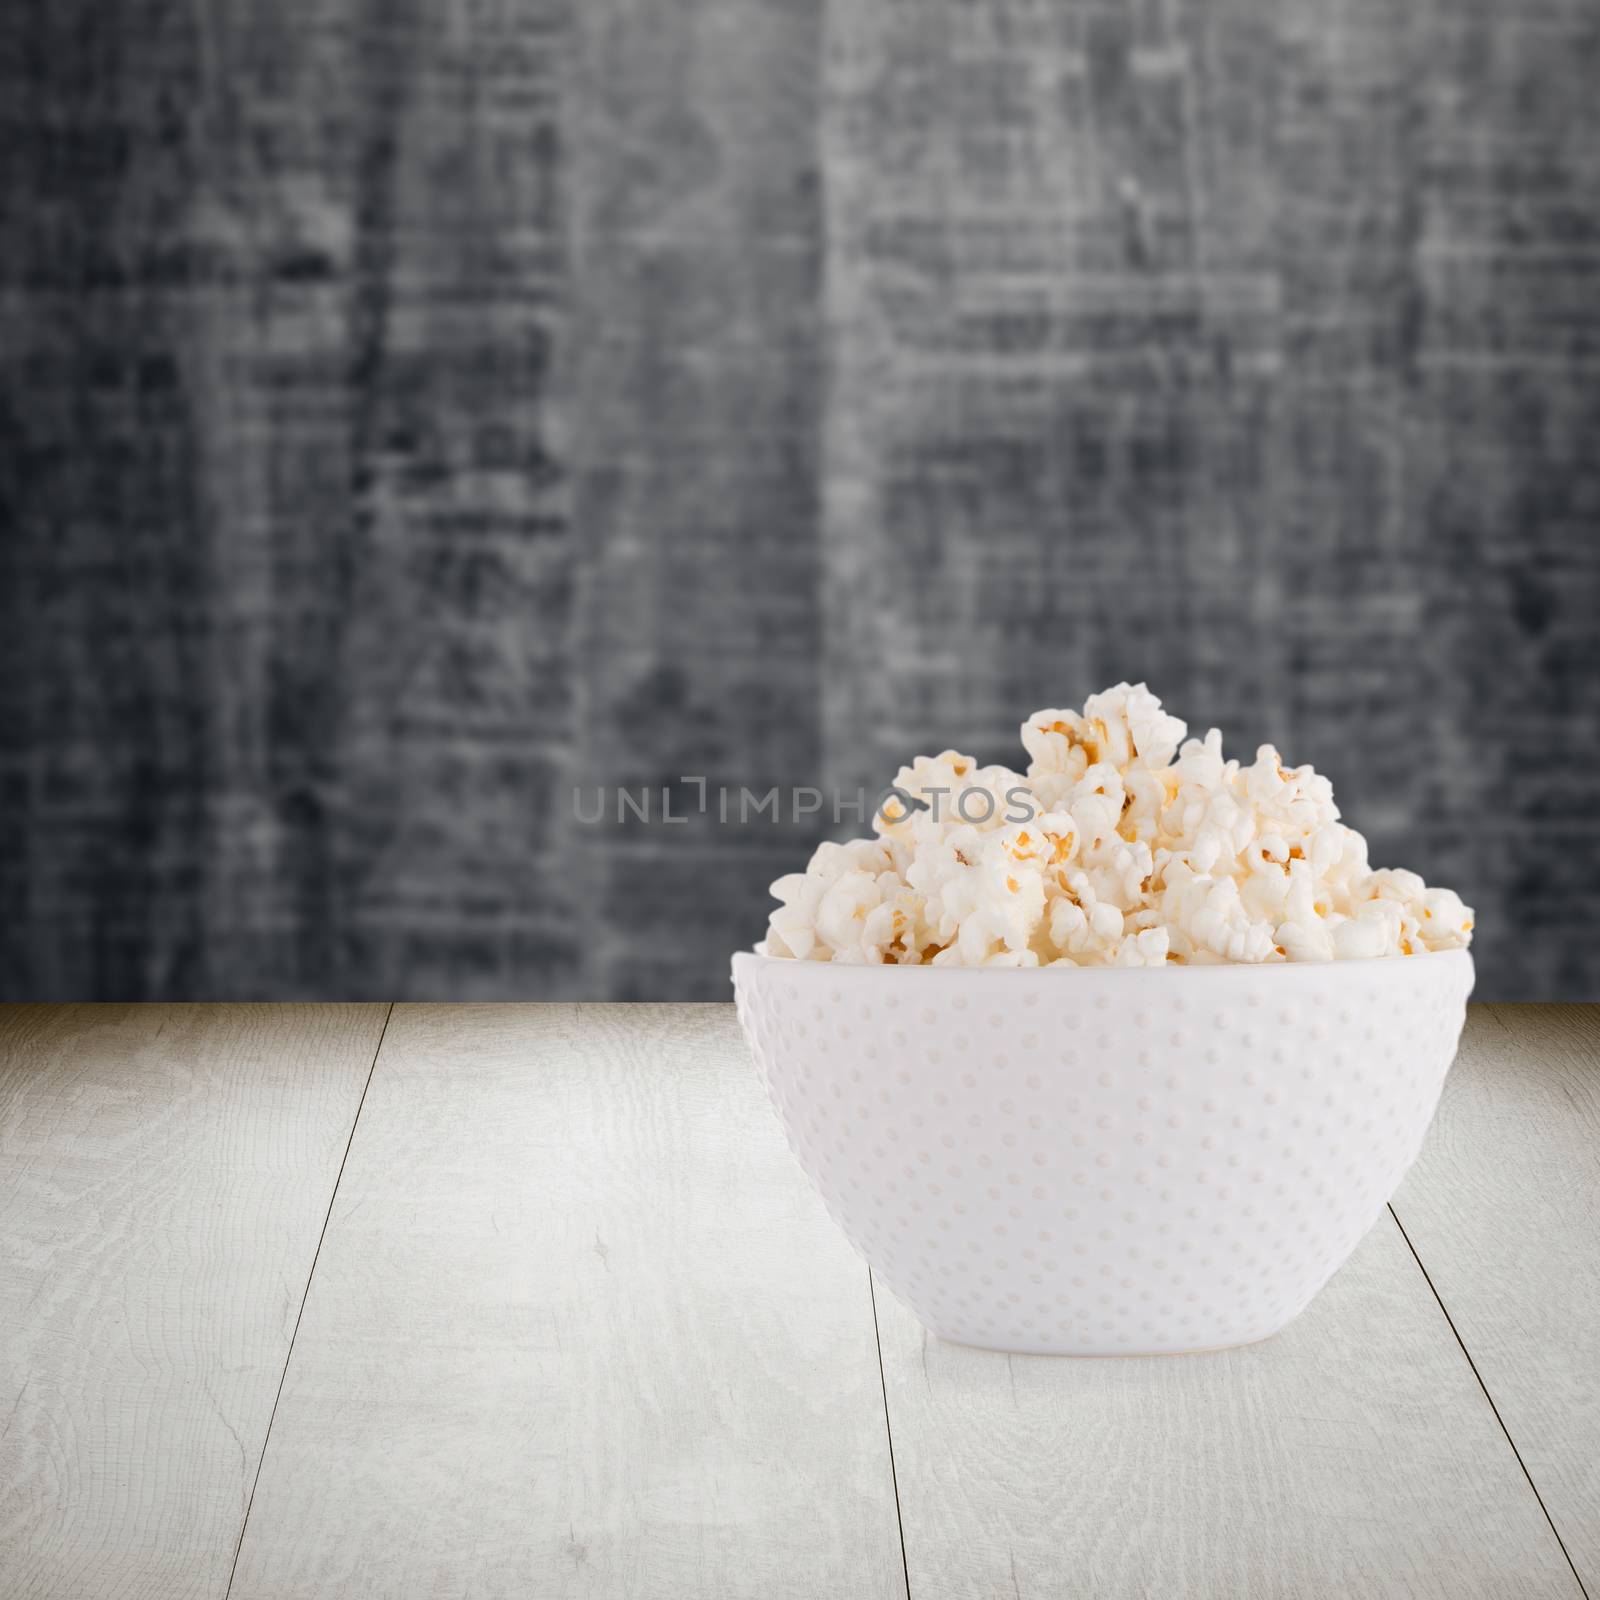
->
2, 0, 1597, 1000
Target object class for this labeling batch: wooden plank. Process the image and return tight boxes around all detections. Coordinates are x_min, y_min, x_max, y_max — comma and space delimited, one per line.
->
875, 1207, 1582, 1599
0, 0, 832, 1008
228, 1004, 905, 1599
567, 0, 829, 1000
0, 0, 582, 1000
815, 0, 1600, 1005
4, 0, 1600, 1004
1390, 1005, 1600, 1593
0, 1003, 388, 1600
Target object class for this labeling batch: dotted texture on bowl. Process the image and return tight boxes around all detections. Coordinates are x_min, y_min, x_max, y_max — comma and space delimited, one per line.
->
734, 953, 1474, 1356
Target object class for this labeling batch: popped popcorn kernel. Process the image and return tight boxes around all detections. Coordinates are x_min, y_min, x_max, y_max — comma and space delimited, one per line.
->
762, 683, 1474, 968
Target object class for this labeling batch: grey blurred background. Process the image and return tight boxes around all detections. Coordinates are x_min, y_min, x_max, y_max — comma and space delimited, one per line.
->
2, 0, 1597, 1001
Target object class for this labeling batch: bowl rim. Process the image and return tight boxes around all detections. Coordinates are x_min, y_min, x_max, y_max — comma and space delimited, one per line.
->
733, 945, 1474, 980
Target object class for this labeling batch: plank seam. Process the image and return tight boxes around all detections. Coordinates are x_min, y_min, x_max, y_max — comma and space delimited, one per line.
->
222, 1002, 395, 1600
1388, 1202, 1591, 1600
868, 1270, 914, 1600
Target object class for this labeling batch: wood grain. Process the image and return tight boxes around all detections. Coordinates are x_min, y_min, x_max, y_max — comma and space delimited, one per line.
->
817, 0, 1600, 1005
567, 0, 830, 1001
4, 0, 1599, 1002
0, 1003, 387, 1600
227, 1004, 905, 1600
873, 1208, 1582, 1599
1390, 1005, 1600, 1594
0, 0, 581, 1001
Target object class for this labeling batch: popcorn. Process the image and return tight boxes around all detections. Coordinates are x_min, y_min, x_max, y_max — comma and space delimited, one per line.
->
761, 683, 1474, 968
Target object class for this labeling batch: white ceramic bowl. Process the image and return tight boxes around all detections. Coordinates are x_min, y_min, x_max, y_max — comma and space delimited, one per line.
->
733, 948, 1473, 1355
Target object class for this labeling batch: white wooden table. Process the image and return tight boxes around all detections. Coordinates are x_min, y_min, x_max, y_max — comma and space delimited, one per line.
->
2, 1004, 1595, 1599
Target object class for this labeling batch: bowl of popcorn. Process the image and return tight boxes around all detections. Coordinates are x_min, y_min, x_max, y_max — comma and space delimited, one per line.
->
733, 684, 1474, 1355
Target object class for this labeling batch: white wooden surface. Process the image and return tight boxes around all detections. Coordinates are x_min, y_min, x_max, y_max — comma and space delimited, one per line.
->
2, 1003, 1594, 1600
0, 1004, 388, 1600
227, 1004, 906, 1600
1391, 1005, 1600, 1593
873, 1209, 1580, 1599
